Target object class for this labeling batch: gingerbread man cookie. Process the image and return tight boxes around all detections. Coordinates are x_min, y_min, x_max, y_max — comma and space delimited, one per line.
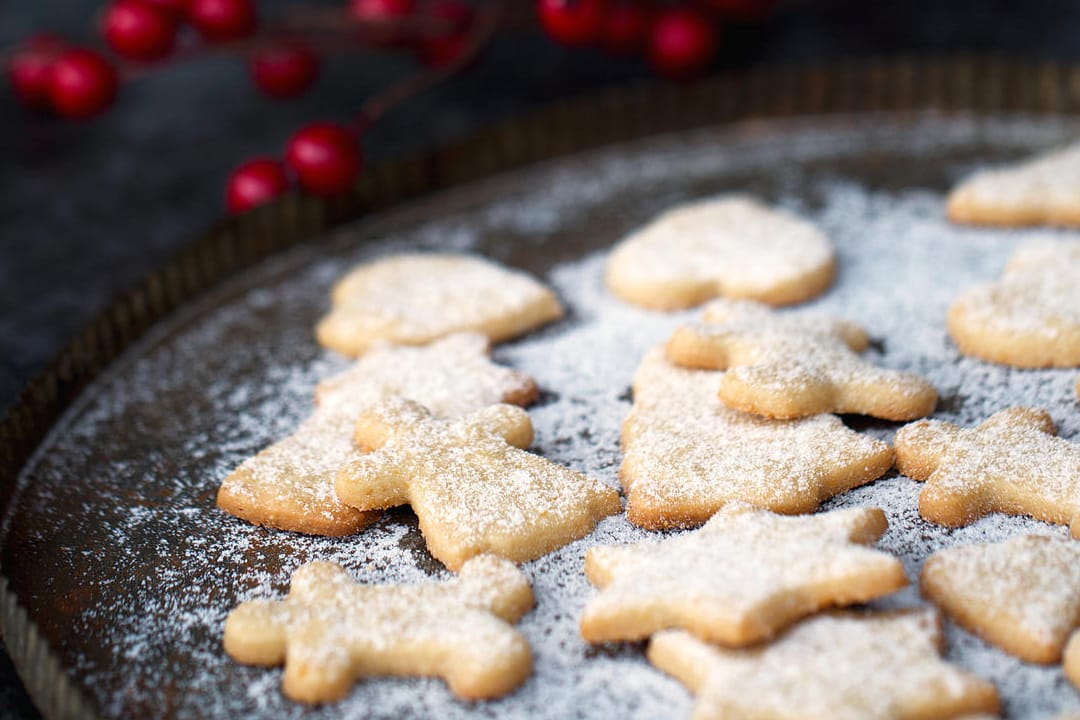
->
648, 610, 1000, 720
335, 397, 621, 570
317, 253, 564, 356
605, 195, 836, 310
947, 141, 1080, 227
921, 535, 1080, 664
894, 407, 1080, 535
224, 555, 534, 703
619, 347, 893, 529
947, 238, 1080, 367
580, 502, 907, 645
666, 299, 938, 420
217, 334, 538, 536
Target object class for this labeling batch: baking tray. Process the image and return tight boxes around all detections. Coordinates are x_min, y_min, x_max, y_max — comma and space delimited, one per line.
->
4, 58, 1080, 719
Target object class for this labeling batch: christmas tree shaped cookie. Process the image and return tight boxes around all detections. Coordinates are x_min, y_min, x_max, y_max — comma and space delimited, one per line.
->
619, 347, 893, 529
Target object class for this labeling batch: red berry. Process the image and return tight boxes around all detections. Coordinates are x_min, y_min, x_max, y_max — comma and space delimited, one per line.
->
103, 1, 179, 61
417, 0, 473, 66
708, 0, 772, 22
536, 0, 607, 46
600, 1, 652, 53
250, 45, 319, 98
226, 158, 290, 213
648, 7, 717, 79
349, 0, 415, 21
47, 48, 119, 119
188, 0, 256, 42
7, 34, 66, 110
285, 123, 362, 196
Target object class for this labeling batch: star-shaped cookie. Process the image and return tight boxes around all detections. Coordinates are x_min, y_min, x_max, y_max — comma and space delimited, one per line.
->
605, 195, 836, 310
921, 535, 1080, 663
666, 299, 938, 420
217, 333, 538, 536
948, 238, 1080, 367
580, 502, 907, 645
894, 407, 1080, 535
224, 554, 534, 703
619, 347, 894, 529
335, 397, 621, 570
648, 610, 1000, 720
947, 141, 1080, 227
317, 253, 564, 356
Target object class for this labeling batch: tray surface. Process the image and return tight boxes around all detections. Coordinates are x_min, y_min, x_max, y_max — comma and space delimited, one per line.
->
5, 111, 1080, 719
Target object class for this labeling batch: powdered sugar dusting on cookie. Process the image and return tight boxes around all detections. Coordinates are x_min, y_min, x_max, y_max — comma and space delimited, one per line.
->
922, 535, 1080, 659
619, 346, 893, 525
216, 333, 539, 535
648, 611, 999, 720
6, 114, 1080, 718
948, 237, 1080, 366
317, 253, 563, 356
605, 195, 835, 309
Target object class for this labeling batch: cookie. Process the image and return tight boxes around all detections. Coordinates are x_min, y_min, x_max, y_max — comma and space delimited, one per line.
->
224, 554, 534, 703
317, 253, 564, 356
894, 407, 1080, 536
920, 535, 1080, 663
666, 299, 938, 420
580, 502, 907, 645
619, 347, 894, 529
1065, 631, 1080, 692
217, 333, 538, 536
334, 397, 621, 570
605, 195, 835, 310
947, 238, 1080, 367
648, 610, 1000, 720
947, 141, 1080, 227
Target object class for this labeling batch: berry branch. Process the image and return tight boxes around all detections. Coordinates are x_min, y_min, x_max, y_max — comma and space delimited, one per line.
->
6, 0, 777, 213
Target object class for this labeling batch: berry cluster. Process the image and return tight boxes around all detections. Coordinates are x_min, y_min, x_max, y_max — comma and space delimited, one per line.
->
4, 0, 772, 215
537, 0, 772, 78
9, 0, 265, 119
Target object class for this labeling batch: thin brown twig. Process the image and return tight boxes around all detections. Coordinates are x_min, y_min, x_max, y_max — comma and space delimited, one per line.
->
353, 0, 505, 134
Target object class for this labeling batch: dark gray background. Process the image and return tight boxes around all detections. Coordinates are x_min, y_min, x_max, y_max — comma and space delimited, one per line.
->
3, 0, 1080, 716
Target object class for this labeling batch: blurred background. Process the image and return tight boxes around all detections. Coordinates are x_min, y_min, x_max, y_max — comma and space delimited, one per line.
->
2, 0, 1080, 716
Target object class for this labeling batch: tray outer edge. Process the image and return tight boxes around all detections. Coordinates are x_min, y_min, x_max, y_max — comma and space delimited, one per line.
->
1, 55, 1079, 719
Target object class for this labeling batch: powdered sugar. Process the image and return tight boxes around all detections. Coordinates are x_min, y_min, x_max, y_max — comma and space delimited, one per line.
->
5, 112, 1080, 718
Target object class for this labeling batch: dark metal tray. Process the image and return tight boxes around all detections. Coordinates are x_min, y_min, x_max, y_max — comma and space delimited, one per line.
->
4, 59, 1080, 719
